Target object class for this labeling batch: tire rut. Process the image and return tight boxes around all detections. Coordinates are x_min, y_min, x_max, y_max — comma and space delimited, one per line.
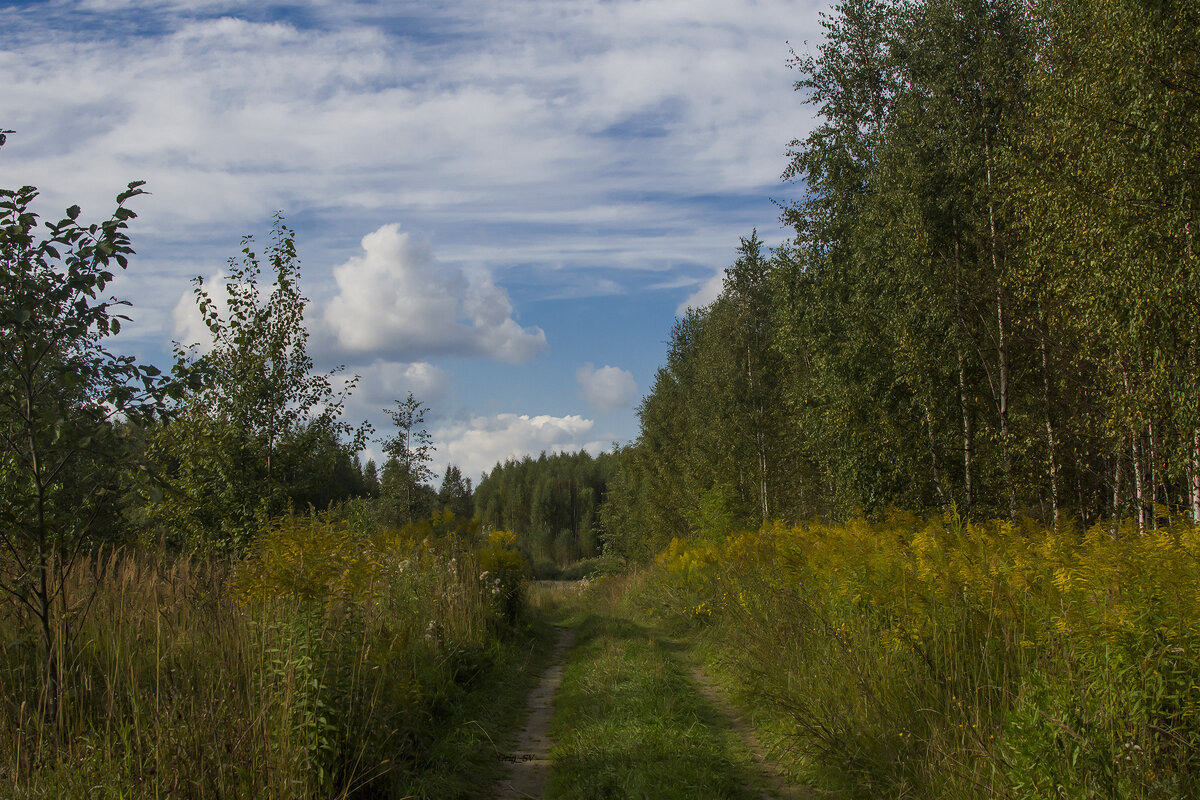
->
686, 661, 815, 800
492, 626, 575, 800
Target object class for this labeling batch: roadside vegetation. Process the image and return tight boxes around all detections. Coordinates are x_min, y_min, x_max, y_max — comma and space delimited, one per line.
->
0, 513, 542, 798
0, 132, 543, 797
636, 515, 1200, 798
589, 4, 1200, 793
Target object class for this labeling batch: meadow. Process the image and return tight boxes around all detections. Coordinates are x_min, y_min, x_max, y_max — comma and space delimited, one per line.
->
641, 513, 1200, 799
0, 512, 538, 799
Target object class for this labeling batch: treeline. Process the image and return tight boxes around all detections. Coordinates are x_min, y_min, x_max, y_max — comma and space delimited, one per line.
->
475, 451, 615, 568
603, 0, 1200, 560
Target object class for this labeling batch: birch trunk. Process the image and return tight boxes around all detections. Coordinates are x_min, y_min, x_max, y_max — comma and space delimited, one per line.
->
1038, 317, 1060, 525
959, 355, 974, 513
1112, 447, 1123, 536
1132, 431, 1147, 534
924, 403, 948, 509
1192, 429, 1200, 524
1148, 417, 1161, 529
985, 133, 1016, 521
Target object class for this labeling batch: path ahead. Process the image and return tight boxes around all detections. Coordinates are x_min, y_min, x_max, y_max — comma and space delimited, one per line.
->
686, 660, 814, 800
493, 626, 576, 800
491, 600, 812, 799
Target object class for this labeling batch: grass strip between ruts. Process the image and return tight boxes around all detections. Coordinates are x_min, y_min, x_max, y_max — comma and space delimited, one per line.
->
546, 611, 771, 799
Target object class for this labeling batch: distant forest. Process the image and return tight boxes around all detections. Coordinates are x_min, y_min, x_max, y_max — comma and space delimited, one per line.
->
474, 451, 615, 570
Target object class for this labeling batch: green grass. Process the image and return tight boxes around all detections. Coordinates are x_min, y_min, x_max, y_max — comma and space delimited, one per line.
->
396, 611, 561, 799
642, 518, 1200, 799
546, 582, 769, 800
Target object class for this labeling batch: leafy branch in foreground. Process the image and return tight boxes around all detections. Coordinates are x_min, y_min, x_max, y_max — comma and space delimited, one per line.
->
0, 170, 175, 727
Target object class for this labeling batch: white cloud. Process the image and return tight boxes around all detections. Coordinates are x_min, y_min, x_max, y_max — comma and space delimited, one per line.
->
352, 359, 451, 408
576, 363, 638, 414
170, 269, 236, 351
676, 269, 725, 315
0, 1, 822, 240
171, 278, 214, 349
321, 223, 546, 363
334, 359, 451, 446
432, 413, 595, 481
0, 0, 827, 440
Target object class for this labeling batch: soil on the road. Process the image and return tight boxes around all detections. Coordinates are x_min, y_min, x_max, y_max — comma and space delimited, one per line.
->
492, 626, 576, 800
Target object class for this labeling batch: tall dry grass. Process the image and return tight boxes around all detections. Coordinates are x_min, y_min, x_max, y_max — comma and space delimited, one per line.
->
643, 512, 1200, 799
0, 513, 530, 798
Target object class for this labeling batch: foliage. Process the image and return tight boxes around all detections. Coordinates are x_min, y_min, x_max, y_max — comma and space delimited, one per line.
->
378, 392, 435, 526
475, 450, 614, 567
0, 511, 536, 798
0, 165, 176, 725
436, 464, 474, 519
147, 215, 368, 554
644, 515, 1200, 798
604, 0, 1200, 540
476, 528, 530, 623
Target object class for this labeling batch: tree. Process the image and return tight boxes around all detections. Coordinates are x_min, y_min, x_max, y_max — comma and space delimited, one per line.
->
148, 215, 367, 553
0, 158, 172, 724
379, 393, 435, 525
362, 458, 380, 497
721, 230, 784, 522
1017, 0, 1200, 528
437, 464, 473, 519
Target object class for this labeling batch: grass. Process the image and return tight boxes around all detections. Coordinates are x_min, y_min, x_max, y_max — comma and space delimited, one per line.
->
0, 515, 548, 799
545, 575, 770, 799
397, 607, 560, 799
641, 514, 1200, 799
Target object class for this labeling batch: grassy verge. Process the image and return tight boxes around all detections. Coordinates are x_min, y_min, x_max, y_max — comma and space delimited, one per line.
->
0, 516, 546, 799
641, 515, 1200, 799
398, 608, 560, 799
546, 576, 768, 799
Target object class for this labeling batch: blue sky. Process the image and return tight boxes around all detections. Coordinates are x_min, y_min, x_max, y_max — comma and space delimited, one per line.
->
0, 0, 826, 481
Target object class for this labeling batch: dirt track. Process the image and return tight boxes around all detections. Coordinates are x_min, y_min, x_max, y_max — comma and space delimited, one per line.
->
492, 626, 575, 800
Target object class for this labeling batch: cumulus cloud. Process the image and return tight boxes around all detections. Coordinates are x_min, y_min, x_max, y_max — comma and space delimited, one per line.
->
352, 359, 450, 407
576, 363, 638, 414
170, 269, 247, 352
334, 359, 451, 445
1, 0, 824, 443
321, 224, 546, 363
432, 413, 595, 480
171, 277, 217, 349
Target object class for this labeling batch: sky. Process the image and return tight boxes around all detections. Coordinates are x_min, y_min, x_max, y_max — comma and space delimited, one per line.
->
0, 0, 827, 483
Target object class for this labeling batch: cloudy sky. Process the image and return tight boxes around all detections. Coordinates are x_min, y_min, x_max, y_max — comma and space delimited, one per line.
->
0, 0, 826, 482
